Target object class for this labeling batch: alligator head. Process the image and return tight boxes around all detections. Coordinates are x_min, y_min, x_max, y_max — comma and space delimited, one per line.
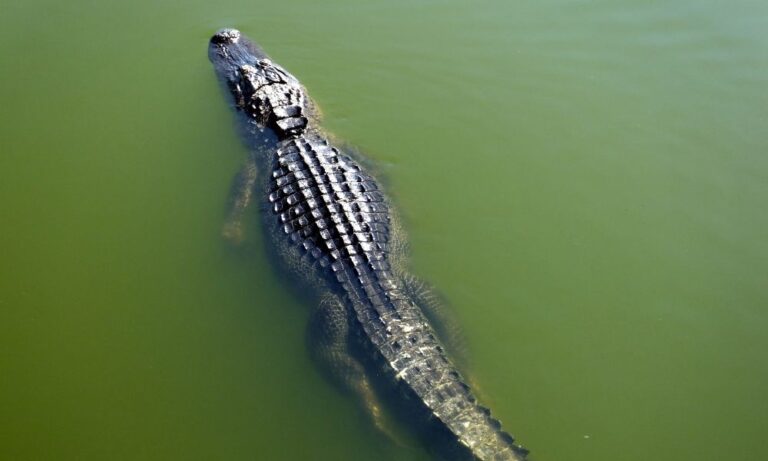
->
209, 29, 309, 137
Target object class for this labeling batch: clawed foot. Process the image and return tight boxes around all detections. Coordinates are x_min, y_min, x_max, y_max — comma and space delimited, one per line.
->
358, 382, 410, 449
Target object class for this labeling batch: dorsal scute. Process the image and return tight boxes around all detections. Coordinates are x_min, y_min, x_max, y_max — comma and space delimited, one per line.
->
239, 62, 309, 137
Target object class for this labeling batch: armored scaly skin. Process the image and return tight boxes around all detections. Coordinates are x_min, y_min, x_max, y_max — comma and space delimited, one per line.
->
209, 29, 528, 461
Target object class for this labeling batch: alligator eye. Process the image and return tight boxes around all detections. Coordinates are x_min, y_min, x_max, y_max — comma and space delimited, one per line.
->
226, 80, 245, 107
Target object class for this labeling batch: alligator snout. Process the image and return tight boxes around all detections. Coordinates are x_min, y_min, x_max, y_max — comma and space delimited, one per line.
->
211, 28, 241, 44
209, 28, 269, 67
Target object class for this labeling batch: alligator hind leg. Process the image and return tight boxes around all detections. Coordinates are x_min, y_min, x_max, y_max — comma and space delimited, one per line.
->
307, 295, 400, 443
221, 153, 258, 244
399, 273, 469, 368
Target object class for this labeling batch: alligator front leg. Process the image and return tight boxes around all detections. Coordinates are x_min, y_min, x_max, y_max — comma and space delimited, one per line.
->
307, 295, 398, 442
221, 153, 258, 244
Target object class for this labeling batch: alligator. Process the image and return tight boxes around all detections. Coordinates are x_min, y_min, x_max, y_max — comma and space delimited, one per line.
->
208, 28, 529, 461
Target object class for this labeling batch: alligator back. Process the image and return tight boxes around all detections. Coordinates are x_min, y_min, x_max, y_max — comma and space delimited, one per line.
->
209, 28, 528, 461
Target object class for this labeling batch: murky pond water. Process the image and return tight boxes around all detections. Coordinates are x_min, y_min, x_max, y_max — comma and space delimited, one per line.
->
1, 1, 766, 460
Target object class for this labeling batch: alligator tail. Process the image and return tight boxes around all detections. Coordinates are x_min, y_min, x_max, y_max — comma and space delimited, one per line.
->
381, 296, 528, 461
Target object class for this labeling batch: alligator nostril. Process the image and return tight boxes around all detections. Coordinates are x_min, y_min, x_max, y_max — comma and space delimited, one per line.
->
211, 28, 241, 44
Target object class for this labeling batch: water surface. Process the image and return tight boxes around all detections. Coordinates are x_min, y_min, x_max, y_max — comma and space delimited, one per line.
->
1, 1, 766, 460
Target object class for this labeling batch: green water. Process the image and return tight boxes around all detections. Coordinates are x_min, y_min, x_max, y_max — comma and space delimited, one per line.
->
1, 1, 766, 460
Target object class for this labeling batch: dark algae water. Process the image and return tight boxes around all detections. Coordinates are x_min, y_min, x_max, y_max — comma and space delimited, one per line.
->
1, 1, 767, 461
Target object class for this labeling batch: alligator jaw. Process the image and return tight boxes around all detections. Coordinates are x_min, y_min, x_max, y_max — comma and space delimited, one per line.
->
209, 28, 269, 65
208, 28, 270, 99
